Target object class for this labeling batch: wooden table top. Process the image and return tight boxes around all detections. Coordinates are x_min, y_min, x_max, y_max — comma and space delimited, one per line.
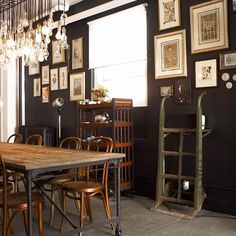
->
0, 143, 125, 171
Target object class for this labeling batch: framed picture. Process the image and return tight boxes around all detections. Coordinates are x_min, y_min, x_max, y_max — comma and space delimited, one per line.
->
41, 65, 50, 85
174, 79, 191, 104
72, 37, 83, 70
154, 29, 187, 79
160, 85, 173, 97
29, 62, 40, 76
70, 72, 85, 101
233, 0, 236, 12
219, 51, 236, 70
33, 78, 41, 97
59, 66, 68, 90
52, 41, 65, 64
42, 85, 50, 103
195, 59, 217, 88
50, 68, 59, 91
158, 0, 181, 31
190, 0, 228, 54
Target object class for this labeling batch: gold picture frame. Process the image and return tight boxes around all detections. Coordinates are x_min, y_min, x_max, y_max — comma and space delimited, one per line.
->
72, 37, 83, 70
160, 85, 173, 97
33, 78, 41, 97
70, 72, 85, 101
219, 51, 236, 70
158, 0, 181, 31
195, 59, 217, 88
154, 29, 187, 79
42, 85, 50, 103
50, 68, 59, 91
190, 0, 228, 54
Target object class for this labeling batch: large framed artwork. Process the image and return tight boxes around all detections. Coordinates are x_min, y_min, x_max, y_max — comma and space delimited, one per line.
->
41, 65, 50, 85
190, 0, 228, 54
158, 0, 181, 31
52, 41, 65, 64
70, 72, 85, 101
195, 59, 217, 88
50, 68, 59, 91
219, 51, 236, 70
72, 37, 83, 70
154, 29, 187, 79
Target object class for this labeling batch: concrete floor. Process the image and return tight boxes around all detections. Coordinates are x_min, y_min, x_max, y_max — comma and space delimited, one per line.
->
3, 194, 236, 236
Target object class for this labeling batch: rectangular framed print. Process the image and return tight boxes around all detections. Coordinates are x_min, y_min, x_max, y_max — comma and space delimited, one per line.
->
174, 79, 191, 104
52, 40, 65, 64
50, 68, 59, 91
41, 65, 50, 85
158, 0, 181, 30
59, 66, 68, 89
42, 85, 50, 103
219, 51, 236, 70
33, 78, 41, 97
190, 0, 228, 54
70, 72, 85, 101
160, 85, 173, 97
154, 29, 187, 79
233, 0, 236, 12
29, 62, 40, 76
195, 59, 217, 88
72, 37, 83, 70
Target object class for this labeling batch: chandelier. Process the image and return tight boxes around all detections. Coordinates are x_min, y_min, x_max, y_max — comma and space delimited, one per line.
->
0, 0, 68, 67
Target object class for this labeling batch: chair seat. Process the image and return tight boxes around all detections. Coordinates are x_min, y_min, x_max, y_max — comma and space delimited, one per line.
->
0, 192, 43, 209
63, 181, 104, 193
46, 175, 73, 186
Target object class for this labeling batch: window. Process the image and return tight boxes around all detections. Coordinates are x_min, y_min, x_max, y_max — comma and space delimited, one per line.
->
88, 4, 147, 107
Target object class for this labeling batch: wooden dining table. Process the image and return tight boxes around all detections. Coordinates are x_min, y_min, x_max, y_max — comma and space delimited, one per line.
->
0, 142, 125, 236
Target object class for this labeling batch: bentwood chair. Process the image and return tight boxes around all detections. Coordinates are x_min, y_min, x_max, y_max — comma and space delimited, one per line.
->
7, 133, 23, 144
0, 154, 44, 236
60, 136, 114, 235
6, 134, 24, 192
43, 136, 81, 225
26, 134, 43, 146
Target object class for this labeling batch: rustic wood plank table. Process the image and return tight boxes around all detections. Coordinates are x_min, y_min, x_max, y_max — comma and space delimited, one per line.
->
0, 143, 125, 236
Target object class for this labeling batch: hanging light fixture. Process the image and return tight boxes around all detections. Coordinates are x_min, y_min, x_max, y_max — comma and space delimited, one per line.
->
0, 0, 55, 67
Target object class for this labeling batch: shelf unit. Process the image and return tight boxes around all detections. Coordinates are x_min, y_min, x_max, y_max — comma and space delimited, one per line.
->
77, 98, 134, 191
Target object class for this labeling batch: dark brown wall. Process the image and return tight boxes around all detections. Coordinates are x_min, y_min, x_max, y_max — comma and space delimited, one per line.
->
24, 0, 236, 215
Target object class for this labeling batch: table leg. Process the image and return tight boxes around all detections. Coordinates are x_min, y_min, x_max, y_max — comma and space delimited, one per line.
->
115, 161, 122, 236
25, 172, 33, 236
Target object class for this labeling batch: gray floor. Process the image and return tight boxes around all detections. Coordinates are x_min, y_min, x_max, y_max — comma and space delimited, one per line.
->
3, 194, 236, 236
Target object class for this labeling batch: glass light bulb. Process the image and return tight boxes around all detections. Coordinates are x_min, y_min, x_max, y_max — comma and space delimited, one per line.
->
55, 28, 62, 40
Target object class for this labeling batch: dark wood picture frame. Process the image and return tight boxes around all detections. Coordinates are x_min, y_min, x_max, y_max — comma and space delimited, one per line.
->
174, 79, 191, 104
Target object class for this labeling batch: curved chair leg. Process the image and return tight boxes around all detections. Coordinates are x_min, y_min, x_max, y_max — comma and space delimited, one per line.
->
23, 210, 28, 234
73, 193, 81, 214
38, 203, 43, 236
59, 191, 66, 232
84, 194, 92, 222
79, 192, 85, 236
7, 210, 17, 235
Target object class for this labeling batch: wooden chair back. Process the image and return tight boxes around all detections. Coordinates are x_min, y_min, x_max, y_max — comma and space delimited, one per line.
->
59, 137, 81, 150
26, 134, 43, 146
86, 136, 113, 184
7, 133, 23, 144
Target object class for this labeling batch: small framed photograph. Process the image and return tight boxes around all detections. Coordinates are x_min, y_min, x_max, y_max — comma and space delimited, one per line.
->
190, 0, 228, 54
158, 0, 181, 31
59, 66, 68, 90
154, 29, 187, 79
41, 65, 50, 85
50, 68, 59, 91
233, 0, 236, 12
33, 78, 41, 97
195, 59, 217, 88
174, 79, 191, 104
72, 37, 83, 70
219, 51, 236, 70
42, 85, 50, 103
29, 62, 40, 76
52, 41, 65, 64
70, 72, 85, 101
160, 85, 173, 97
